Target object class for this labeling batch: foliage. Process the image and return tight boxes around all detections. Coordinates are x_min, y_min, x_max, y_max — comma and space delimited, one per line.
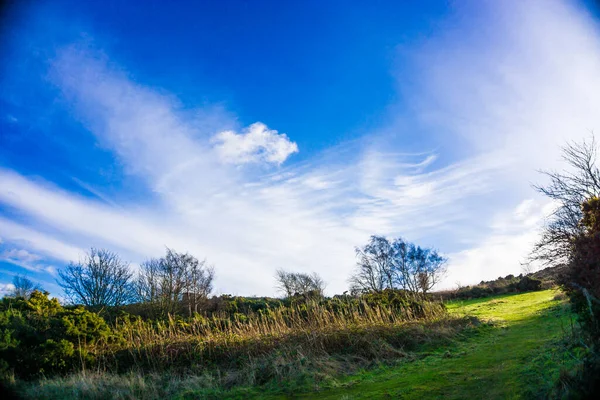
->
0, 291, 110, 378
549, 196, 600, 396
534, 137, 600, 397
434, 271, 550, 301
566, 197, 600, 329
0, 288, 449, 385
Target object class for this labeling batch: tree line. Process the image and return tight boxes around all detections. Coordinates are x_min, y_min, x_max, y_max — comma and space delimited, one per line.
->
7, 239, 446, 313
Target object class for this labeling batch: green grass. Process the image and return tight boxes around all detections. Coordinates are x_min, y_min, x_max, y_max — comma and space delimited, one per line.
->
286, 289, 575, 400
14, 290, 581, 399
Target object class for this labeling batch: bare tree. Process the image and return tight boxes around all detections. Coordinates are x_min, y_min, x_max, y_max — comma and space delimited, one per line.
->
404, 246, 447, 294
58, 248, 134, 308
136, 248, 214, 316
10, 275, 43, 299
531, 136, 600, 266
275, 270, 325, 298
350, 236, 447, 294
157, 249, 189, 315
136, 258, 162, 304
350, 236, 395, 293
183, 254, 215, 315
275, 270, 295, 298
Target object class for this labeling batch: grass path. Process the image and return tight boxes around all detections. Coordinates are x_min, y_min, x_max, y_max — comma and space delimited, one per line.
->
298, 290, 573, 399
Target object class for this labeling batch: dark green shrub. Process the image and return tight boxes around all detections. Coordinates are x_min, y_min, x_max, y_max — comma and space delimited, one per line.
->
516, 276, 542, 292
0, 291, 110, 378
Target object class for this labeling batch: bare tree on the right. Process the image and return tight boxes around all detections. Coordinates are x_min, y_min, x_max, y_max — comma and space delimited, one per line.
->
531, 136, 600, 266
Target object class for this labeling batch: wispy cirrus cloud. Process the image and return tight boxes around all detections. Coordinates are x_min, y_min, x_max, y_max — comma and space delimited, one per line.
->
1, 248, 42, 264
406, 0, 600, 284
0, 217, 83, 263
0, 244, 57, 275
0, 43, 500, 294
1, 0, 599, 295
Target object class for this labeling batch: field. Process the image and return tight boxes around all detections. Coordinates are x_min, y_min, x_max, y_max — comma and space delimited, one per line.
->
293, 290, 578, 399
17, 289, 582, 399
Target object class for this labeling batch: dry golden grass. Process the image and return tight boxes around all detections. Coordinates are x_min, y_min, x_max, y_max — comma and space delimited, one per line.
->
97, 299, 449, 373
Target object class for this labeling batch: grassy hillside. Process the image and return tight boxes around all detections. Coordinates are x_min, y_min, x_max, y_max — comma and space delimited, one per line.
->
296, 290, 579, 399
16, 289, 584, 399
434, 265, 564, 301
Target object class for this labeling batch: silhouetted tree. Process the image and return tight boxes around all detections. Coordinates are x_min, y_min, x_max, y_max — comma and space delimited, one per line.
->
350, 236, 394, 292
9, 275, 43, 299
532, 136, 600, 265
136, 257, 162, 304
534, 137, 600, 396
58, 248, 134, 308
275, 270, 325, 298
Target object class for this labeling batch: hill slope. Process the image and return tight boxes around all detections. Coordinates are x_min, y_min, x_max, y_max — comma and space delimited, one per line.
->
296, 290, 576, 399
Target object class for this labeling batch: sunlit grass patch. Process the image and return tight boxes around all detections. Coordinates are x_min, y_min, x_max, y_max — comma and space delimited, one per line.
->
301, 289, 577, 400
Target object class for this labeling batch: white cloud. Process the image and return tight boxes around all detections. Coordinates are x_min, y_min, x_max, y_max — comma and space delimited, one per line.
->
0, 46, 496, 295
212, 122, 299, 165
2, 0, 599, 295
0, 283, 15, 297
443, 198, 554, 288
1, 248, 42, 264
0, 217, 83, 262
0, 244, 59, 273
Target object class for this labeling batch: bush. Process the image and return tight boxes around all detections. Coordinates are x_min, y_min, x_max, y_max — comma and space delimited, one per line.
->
515, 276, 542, 292
434, 269, 557, 301
0, 291, 110, 378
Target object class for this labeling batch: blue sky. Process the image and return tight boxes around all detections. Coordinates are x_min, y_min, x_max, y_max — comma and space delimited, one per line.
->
1, 0, 600, 297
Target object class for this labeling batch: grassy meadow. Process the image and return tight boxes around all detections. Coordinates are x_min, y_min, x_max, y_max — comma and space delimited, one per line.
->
9, 289, 585, 399
305, 290, 581, 400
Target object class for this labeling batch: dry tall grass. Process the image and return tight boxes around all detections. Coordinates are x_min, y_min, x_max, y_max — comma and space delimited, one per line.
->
19, 310, 474, 400
94, 302, 448, 380
12, 298, 479, 399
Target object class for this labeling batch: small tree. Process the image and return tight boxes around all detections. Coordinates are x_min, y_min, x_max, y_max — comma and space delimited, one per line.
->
275, 270, 325, 298
135, 248, 214, 316
58, 248, 134, 308
183, 252, 215, 315
403, 245, 447, 294
136, 257, 162, 304
350, 236, 447, 295
10, 275, 43, 299
350, 236, 395, 292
